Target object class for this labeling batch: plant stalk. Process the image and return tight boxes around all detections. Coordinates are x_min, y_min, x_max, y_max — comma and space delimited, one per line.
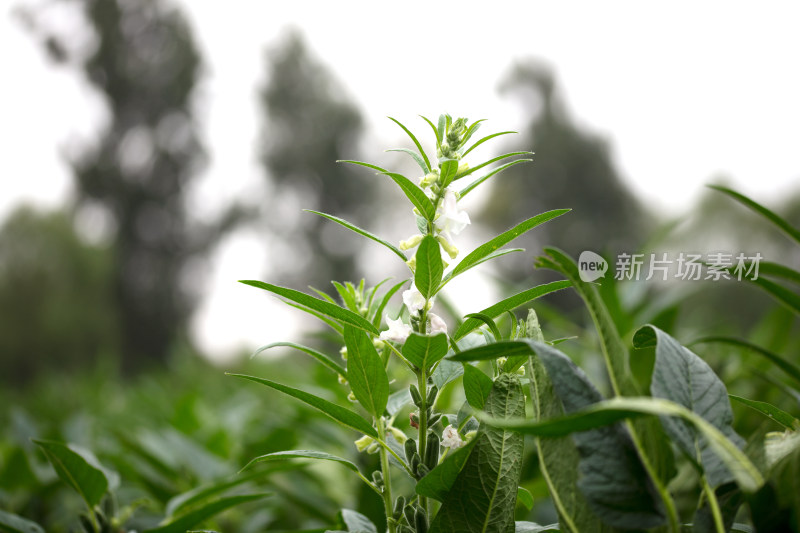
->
377, 417, 396, 533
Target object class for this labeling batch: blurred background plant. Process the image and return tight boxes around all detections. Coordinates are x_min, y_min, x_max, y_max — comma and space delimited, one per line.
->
2, 0, 800, 530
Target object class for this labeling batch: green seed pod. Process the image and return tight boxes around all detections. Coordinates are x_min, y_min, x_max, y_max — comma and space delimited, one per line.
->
404, 438, 417, 463
79, 514, 95, 533
426, 384, 438, 406
393, 495, 406, 518
398, 526, 414, 533
372, 470, 384, 489
404, 504, 416, 526
415, 506, 429, 533
410, 384, 423, 407
425, 431, 440, 469
428, 412, 442, 426
411, 452, 421, 474
415, 462, 430, 478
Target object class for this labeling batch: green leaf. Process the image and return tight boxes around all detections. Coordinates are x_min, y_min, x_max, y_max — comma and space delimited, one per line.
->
750, 275, 800, 314
32, 439, 108, 510
454, 151, 532, 181
709, 184, 800, 245
449, 341, 533, 363
420, 115, 441, 145
729, 394, 799, 430
304, 210, 407, 261
239, 280, 378, 335
758, 261, 800, 285
380, 171, 436, 220
253, 342, 346, 377
415, 438, 478, 501
462, 313, 501, 341
241, 450, 361, 476
387, 388, 412, 416
453, 281, 570, 340
446, 210, 569, 286
372, 279, 408, 327
414, 235, 443, 299
458, 119, 486, 150
458, 158, 532, 198
227, 374, 378, 438
144, 494, 268, 533
344, 326, 390, 418
517, 487, 534, 510
437, 114, 447, 145
402, 332, 448, 371
338, 159, 390, 174
483, 395, 764, 493
388, 116, 431, 171
690, 336, 800, 388
462, 130, 516, 157
439, 158, 460, 187
0, 509, 45, 533
463, 364, 493, 409
387, 147, 430, 175
340, 508, 378, 533
634, 325, 746, 487
165, 471, 268, 518
429, 374, 526, 533
522, 341, 666, 529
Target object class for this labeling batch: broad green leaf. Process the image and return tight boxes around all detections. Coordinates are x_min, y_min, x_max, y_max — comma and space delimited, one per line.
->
439, 158, 459, 187
483, 395, 764, 493
387, 388, 412, 416
524, 341, 666, 529
462, 130, 516, 157
415, 438, 478, 501
239, 280, 378, 335
0, 509, 45, 533
387, 147, 429, 175
402, 332, 448, 371
241, 450, 361, 476
420, 115, 441, 145
340, 508, 378, 533
709, 184, 800, 245
304, 210, 407, 261
144, 494, 267, 533
453, 281, 570, 340
690, 336, 800, 388
448, 211, 569, 285
227, 374, 378, 438
462, 364, 493, 409
458, 158, 532, 198
634, 325, 746, 487
449, 341, 533, 363
440, 249, 525, 288
380, 171, 436, 220
517, 487, 534, 510
429, 373, 525, 533
32, 439, 108, 510
414, 235, 443, 298
453, 151, 532, 181
344, 326, 390, 418
729, 394, 799, 430
253, 342, 346, 377
388, 116, 431, 171
432, 358, 464, 390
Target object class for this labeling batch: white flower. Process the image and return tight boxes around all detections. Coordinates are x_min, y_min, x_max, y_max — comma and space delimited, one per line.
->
399, 234, 424, 251
402, 285, 432, 314
380, 315, 412, 344
435, 189, 470, 238
441, 424, 465, 449
428, 312, 448, 336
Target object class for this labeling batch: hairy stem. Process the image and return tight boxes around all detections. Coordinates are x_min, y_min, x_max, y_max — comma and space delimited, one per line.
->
377, 418, 396, 533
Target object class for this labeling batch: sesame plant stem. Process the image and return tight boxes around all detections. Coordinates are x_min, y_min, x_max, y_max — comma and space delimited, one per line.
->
377, 417, 396, 533
416, 368, 429, 516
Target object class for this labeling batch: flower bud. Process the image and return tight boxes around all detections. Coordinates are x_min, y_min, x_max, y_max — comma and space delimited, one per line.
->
338, 374, 347, 385
410, 384, 423, 407
347, 391, 357, 402
399, 234, 424, 250
456, 161, 470, 176
355, 435, 375, 452
436, 235, 459, 259
339, 346, 348, 360
389, 426, 408, 444
404, 438, 417, 463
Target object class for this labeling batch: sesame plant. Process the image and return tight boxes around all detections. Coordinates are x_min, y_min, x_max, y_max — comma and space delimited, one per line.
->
226, 115, 797, 533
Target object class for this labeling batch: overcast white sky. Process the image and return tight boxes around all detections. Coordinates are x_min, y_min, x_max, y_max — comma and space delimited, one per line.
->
2, 1, 800, 359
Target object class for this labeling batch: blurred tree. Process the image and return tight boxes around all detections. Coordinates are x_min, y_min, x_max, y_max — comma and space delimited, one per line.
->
259, 31, 375, 288
0, 206, 119, 383
484, 62, 651, 279
22, 0, 244, 373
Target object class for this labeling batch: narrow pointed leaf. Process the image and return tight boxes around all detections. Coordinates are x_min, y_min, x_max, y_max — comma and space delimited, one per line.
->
440, 249, 525, 288
415, 235, 443, 298
448, 211, 569, 283
380, 171, 436, 220
463, 313, 502, 341
32, 439, 108, 510
709, 184, 800, 245
166, 471, 270, 518
0, 510, 45, 533
517, 487, 534, 510
239, 280, 378, 335
758, 261, 800, 285
750, 275, 800, 314
634, 325, 747, 487
448, 341, 533, 362
420, 115, 441, 145
402, 332, 448, 371
253, 342, 346, 376
690, 336, 800, 388
241, 450, 361, 476
429, 374, 526, 533
462, 364, 493, 409
144, 494, 268, 533
388, 116, 431, 171
387, 148, 429, 175
729, 394, 799, 430
454, 151, 532, 181
305, 210, 407, 261
227, 373, 377, 438
344, 326, 390, 418
453, 281, 570, 340
373, 279, 409, 327
462, 130, 516, 157
459, 158, 532, 198
338, 159, 390, 174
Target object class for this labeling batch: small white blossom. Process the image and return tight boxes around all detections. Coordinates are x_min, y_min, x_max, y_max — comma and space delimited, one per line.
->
442, 424, 465, 449
435, 189, 470, 238
399, 234, 424, 251
380, 315, 412, 344
402, 285, 432, 314
428, 312, 448, 336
